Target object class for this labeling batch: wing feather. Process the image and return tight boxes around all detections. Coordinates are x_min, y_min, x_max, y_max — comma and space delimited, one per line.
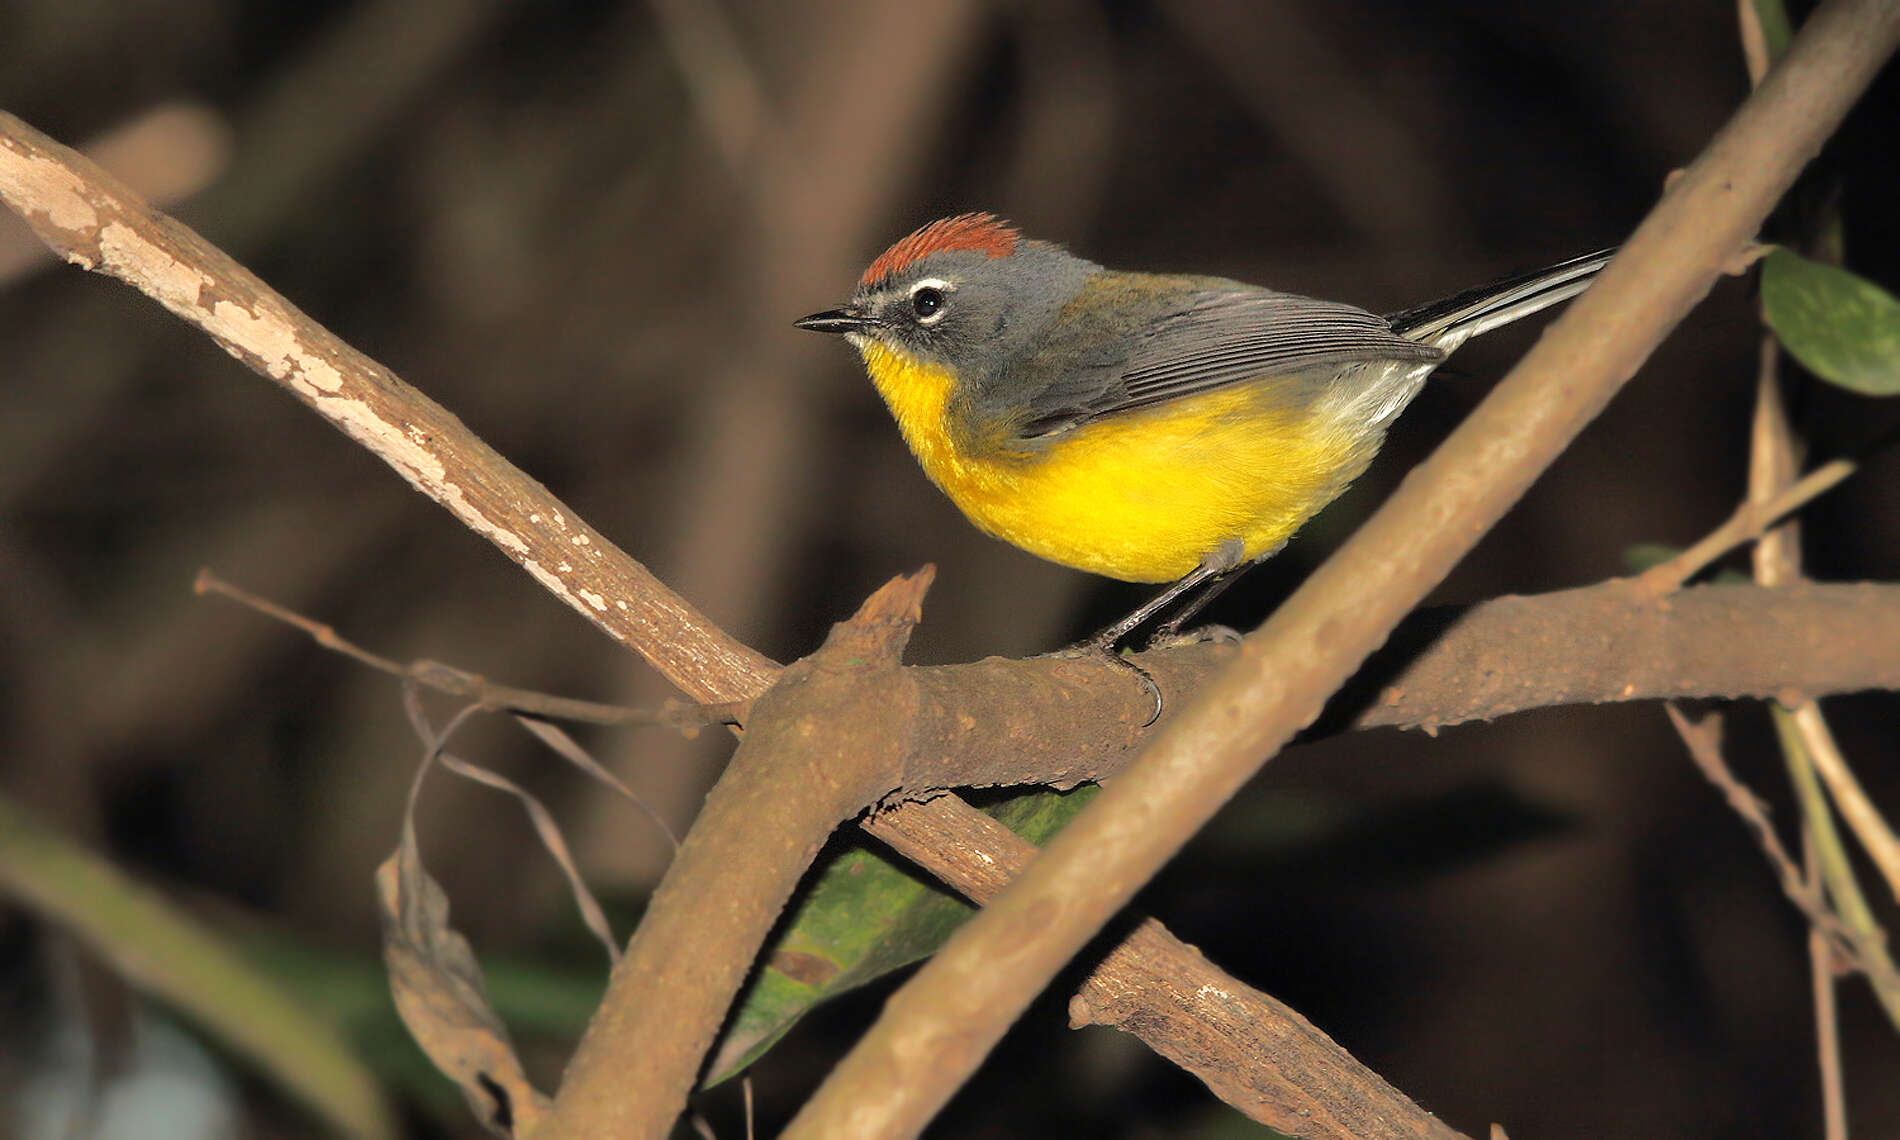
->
1013, 287, 1439, 438
1116, 293, 1438, 407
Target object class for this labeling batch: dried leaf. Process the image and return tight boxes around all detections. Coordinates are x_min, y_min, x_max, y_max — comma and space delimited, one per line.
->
378, 838, 549, 1137
514, 713, 680, 853
435, 749, 623, 966
380, 686, 550, 1137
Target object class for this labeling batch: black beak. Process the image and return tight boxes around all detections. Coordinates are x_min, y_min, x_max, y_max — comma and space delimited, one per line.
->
794, 308, 877, 335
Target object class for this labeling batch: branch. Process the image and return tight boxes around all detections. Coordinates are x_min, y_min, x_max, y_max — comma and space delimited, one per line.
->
1634, 458, 1853, 593
887, 581, 1900, 795
543, 571, 931, 1134
777, 2, 1900, 1136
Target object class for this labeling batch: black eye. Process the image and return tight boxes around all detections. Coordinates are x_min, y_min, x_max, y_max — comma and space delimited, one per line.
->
912, 286, 945, 319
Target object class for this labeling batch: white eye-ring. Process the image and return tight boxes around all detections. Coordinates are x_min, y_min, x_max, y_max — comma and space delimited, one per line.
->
909, 278, 953, 324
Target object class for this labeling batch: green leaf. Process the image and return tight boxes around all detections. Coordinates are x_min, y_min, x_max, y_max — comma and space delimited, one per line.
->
704, 785, 1099, 1085
1761, 249, 1900, 396
1749, 0, 1794, 62
1620, 542, 1683, 574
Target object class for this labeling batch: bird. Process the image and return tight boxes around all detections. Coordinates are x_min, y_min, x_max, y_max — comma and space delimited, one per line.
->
798, 213, 1609, 649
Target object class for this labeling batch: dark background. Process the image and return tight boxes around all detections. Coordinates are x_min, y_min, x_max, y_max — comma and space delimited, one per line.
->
3, 1, 1898, 1137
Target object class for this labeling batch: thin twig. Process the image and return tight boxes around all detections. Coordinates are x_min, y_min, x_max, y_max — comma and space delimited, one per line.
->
1662, 706, 1852, 949
1632, 457, 1853, 594
1663, 703, 1900, 1018
398, 689, 632, 965
1808, 834, 1849, 1140
1774, 707, 1900, 1027
195, 568, 744, 732
1812, 927, 1848, 1140
1733, 95, 1870, 1132
200, 568, 692, 862
1789, 700, 1900, 910
1740, 169, 1900, 1024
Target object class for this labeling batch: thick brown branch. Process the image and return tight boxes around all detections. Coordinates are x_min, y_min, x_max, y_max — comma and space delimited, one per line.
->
545, 572, 929, 1136
894, 581, 1900, 792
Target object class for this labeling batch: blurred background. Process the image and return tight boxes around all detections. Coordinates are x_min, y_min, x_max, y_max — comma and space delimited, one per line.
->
2, 1, 1899, 1137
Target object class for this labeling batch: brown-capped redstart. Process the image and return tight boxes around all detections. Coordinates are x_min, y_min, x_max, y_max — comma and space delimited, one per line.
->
798, 213, 1607, 647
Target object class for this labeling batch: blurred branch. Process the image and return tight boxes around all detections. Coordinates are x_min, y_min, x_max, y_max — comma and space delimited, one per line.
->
179, 0, 505, 254
1163, 0, 1448, 247
0, 792, 400, 1140
577, 0, 989, 889
643, 0, 989, 658
778, 2, 1900, 1136
646, 0, 768, 171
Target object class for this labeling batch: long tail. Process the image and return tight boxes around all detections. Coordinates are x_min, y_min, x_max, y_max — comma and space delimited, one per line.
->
1385, 248, 1614, 353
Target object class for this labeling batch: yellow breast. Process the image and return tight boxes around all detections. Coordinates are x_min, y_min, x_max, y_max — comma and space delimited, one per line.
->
860, 341, 1362, 584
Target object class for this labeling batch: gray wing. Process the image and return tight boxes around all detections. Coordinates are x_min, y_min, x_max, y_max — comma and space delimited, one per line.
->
1013, 287, 1441, 439
1116, 292, 1441, 409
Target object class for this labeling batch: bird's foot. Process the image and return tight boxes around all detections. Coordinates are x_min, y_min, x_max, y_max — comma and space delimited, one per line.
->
1045, 634, 1164, 728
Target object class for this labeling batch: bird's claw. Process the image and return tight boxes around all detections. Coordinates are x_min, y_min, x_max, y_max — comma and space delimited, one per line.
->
1076, 636, 1163, 727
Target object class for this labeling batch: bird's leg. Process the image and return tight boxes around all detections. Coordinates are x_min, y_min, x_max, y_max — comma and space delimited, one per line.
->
1057, 541, 1247, 726
1086, 538, 1247, 652
1147, 568, 1247, 646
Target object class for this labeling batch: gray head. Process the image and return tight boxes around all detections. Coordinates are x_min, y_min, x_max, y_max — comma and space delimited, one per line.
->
795, 213, 1099, 381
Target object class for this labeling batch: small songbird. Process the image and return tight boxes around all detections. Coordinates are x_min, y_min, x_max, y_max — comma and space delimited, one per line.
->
798, 214, 1608, 646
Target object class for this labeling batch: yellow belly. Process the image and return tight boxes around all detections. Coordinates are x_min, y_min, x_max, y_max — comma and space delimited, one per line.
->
862, 342, 1363, 584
